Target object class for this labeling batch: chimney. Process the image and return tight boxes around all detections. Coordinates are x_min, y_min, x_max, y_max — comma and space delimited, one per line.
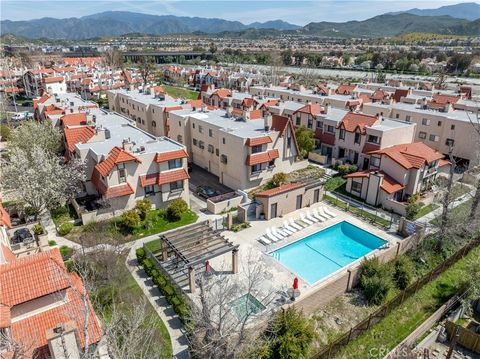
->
226, 106, 233, 118
242, 109, 250, 121
324, 103, 330, 114
46, 321, 81, 359
122, 138, 133, 152
264, 114, 272, 132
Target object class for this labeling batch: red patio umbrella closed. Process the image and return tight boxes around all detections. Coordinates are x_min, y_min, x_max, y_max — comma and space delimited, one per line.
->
293, 277, 299, 290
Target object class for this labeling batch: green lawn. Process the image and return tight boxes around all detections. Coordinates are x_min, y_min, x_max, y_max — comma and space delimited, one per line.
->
335, 246, 480, 359
414, 203, 440, 220
452, 183, 471, 199
324, 176, 346, 192
50, 205, 76, 226
163, 85, 199, 100
131, 209, 198, 240
430, 199, 473, 225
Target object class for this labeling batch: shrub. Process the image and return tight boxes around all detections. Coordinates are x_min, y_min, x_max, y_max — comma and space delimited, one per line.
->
64, 260, 75, 272
60, 245, 73, 260
338, 164, 358, 176
361, 275, 391, 305
135, 199, 152, 220
58, 222, 73, 236
143, 258, 154, 276
48, 240, 57, 246
24, 206, 35, 217
121, 210, 141, 230
271, 173, 288, 187
32, 223, 44, 235
406, 201, 424, 220
360, 257, 383, 278
163, 284, 175, 297
393, 256, 414, 290
154, 274, 167, 288
166, 199, 188, 221
0, 125, 12, 141
135, 247, 146, 264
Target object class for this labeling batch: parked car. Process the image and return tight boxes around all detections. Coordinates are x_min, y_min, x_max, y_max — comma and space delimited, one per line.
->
195, 185, 219, 199
10, 228, 33, 244
22, 101, 33, 107
11, 112, 33, 121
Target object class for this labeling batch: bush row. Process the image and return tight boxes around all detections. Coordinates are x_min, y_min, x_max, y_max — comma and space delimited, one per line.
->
136, 247, 189, 320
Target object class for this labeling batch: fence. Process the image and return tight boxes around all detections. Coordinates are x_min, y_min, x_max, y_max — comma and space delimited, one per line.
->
313, 237, 480, 359
324, 192, 394, 229
445, 320, 480, 354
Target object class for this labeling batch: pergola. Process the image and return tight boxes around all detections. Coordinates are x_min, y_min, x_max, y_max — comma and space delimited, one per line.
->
157, 222, 239, 293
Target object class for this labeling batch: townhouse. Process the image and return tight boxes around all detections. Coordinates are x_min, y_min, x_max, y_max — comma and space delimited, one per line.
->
107, 88, 188, 137
168, 108, 305, 190
0, 246, 103, 359
344, 142, 445, 214
362, 101, 478, 168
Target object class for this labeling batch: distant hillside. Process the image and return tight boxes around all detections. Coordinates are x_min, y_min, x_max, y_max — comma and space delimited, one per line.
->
302, 14, 479, 38
390, 2, 480, 21
248, 20, 300, 30
0, 11, 299, 40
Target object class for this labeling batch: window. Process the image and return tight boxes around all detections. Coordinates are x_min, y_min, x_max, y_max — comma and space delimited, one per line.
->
296, 117, 301, 126
429, 134, 440, 142
422, 118, 430, 126
339, 129, 346, 140
152, 121, 156, 127
208, 144, 214, 153
118, 168, 126, 183
199, 125, 203, 133
317, 120, 323, 129
145, 185, 154, 195
406, 115, 411, 122
437, 121, 442, 127
193, 138, 198, 146
287, 134, 291, 149
209, 129, 213, 137
170, 180, 183, 191
192, 123, 195, 129
367, 135, 379, 144
395, 114, 400, 119
268, 159, 275, 167
351, 181, 362, 194
215, 148, 219, 156
307, 119, 313, 129
178, 121, 181, 127
220, 154, 228, 164
326, 125, 335, 134
251, 164, 262, 173
354, 132, 361, 145
168, 159, 182, 169
222, 138, 226, 144
419, 131, 427, 139
177, 135, 183, 143
370, 156, 381, 167
198, 140, 205, 149
252, 145, 262, 154
451, 124, 455, 130
445, 138, 455, 147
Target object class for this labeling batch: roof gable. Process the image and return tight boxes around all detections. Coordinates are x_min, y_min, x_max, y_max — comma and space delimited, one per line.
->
95, 146, 141, 177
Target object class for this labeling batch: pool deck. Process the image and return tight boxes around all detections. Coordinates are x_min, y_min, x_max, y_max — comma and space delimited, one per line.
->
206, 202, 402, 304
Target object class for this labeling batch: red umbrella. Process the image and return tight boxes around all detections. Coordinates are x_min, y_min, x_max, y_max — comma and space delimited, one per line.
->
293, 277, 299, 290
205, 260, 211, 273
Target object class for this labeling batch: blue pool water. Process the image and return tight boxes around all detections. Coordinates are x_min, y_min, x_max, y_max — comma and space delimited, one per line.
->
272, 221, 387, 284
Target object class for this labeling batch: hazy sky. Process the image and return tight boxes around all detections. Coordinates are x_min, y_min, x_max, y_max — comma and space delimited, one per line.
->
1, 0, 476, 25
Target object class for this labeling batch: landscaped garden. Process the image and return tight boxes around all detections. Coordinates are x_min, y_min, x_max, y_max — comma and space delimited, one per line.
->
64, 199, 198, 245
163, 85, 199, 100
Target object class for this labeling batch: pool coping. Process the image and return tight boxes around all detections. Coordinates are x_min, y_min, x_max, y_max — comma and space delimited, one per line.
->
267, 218, 391, 288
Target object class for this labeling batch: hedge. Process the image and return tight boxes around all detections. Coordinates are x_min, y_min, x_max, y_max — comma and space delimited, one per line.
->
136, 247, 189, 321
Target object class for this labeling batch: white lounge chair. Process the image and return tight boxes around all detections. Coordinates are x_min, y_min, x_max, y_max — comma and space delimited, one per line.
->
313, 208, 328, 221
266, 228, 281, 242
289, 218, 303, 230
306, 210, 319, 222
323, 206, 336, 218
281, 224, 295, 235
273, 227, 289, 238
258, 236, 271, 246
283, 220, 297, 232
300, 213, 314, 225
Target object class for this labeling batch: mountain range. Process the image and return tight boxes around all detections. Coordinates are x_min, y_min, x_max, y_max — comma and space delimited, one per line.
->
389, 2, 480, 21
1, 3, 480, 40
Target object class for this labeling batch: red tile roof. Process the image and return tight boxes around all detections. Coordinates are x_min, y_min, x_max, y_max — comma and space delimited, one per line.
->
294, 103, 323, 116
91, 170, 134, 199
368, 142, 444, 169
154, 149, 188, 163
338, 112, 378, 134
139, 168, 190, 187
256, 182, 305, 197
245, 149, 279, 166
432, 93, 460, 104
336, 84, 356, 95
271, 115, 288, 134
0, 304, 10, 328
61, 113, 87, 126
371, 90, 387, 101
315, 129, 336, 146
210, 89, 231, 98
0, 244, 16, 263
0, 202, 12, 229
245, 136, 272, 147
42, 76, 64, 84
345, 170, 404, 194
392, 89, 409, 103
95, 146, 141, 177
362, 143, 380, 154
0, 249, 69, 307
64, 126, 95, 153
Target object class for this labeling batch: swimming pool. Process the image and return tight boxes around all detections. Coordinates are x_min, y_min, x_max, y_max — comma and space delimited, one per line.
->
271, 221, 387, 285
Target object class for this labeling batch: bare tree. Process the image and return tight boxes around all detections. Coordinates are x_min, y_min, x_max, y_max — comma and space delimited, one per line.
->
137, 56, 156, 87
467, 109, 480, 221
267, 52, 283, 86
188, 250, 277, 359
437, 144, 457, 248
434, 70, 448, 90
103, 48, 123, 88
299, 66, 318, 89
